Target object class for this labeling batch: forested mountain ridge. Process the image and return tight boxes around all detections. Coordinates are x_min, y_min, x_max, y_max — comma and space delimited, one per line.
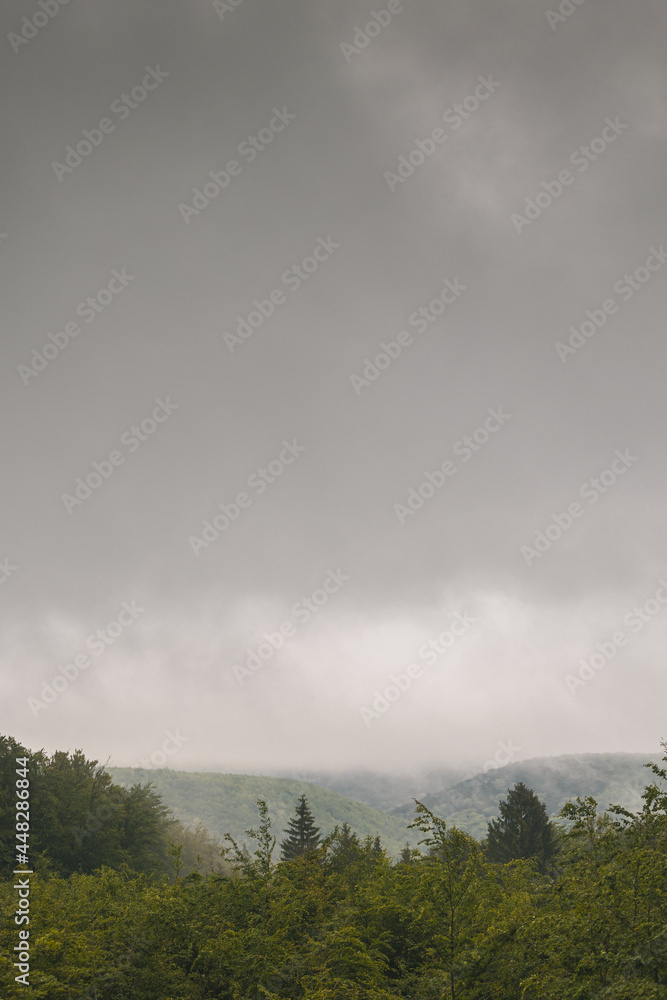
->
110, 752, 655, 848
108, 767, 421, 857
391, 751, 655, 839
3, 744, 667, 998
4, 735, 667, 997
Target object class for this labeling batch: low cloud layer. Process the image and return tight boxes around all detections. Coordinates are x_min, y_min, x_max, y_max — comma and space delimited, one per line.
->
2, 0, 666, 775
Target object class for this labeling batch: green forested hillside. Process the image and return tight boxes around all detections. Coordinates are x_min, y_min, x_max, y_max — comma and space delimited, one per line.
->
108, 767, 421, 857
391, 752, 655, 839
109, 753, 657, 851
4, 736, 667, 997
4, 758, 667, 999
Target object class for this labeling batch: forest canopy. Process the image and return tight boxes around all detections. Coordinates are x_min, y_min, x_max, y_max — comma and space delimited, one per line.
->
2, 733, 667, 998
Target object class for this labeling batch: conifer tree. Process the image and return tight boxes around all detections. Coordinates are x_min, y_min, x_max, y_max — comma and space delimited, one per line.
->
280, 795, 321, 860
326, 821, 359, 864
486, 781, 557, 873
399, 842, 416, 864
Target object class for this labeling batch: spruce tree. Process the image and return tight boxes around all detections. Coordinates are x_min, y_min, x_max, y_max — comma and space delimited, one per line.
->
326, 821, 359, 865
486, 781, 557, 873
399, 842, 416, 864
280, 795, 321, 860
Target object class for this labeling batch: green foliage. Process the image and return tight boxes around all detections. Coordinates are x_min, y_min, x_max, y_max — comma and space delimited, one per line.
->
0, 736, 229, 882
170, 819, 230, 876
222, 797, 276, 879
281, 795, 322, 860
108, 765, 420, 857
486, 781, 558, 872
2, 738, 667, 998
0, 736, 39, 875
392, 751, 656, 839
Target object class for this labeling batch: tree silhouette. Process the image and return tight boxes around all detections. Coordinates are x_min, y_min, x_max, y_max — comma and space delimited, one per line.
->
486, 781, 557, 873
280, 795, 321, 861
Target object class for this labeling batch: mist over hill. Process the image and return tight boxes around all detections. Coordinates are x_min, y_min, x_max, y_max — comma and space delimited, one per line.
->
108, 767, 422, 858
261, 765, 468, 812
110, 751, 659, 852
390, 752, 657, 839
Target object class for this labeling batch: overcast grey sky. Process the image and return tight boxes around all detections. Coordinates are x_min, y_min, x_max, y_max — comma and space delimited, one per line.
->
2, 0, 665, 777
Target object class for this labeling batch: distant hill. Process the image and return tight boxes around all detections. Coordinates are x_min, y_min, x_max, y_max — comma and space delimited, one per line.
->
390, 752, 659, 840
110, 752, 662, 854
262, 766, 468, 812
108, 768, 421, 858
